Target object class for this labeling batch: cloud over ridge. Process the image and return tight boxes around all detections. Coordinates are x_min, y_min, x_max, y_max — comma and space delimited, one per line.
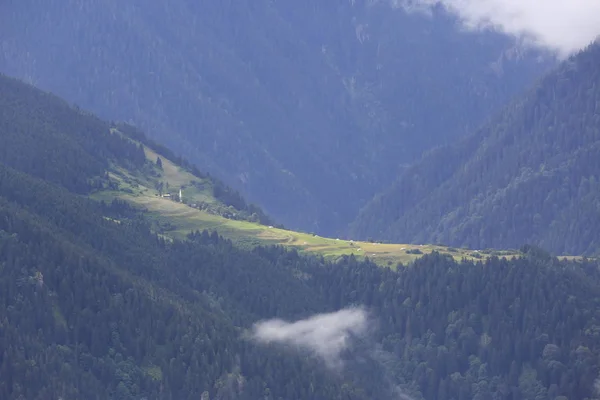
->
249, 307, 369, 369
397, 0, 600, 56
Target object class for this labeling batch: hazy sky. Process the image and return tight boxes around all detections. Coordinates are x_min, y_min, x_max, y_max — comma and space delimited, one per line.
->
399, 0, 600, 57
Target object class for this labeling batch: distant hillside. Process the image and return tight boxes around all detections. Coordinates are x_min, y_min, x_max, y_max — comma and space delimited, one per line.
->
351, 43, 600, 256
0, 0, 550, 234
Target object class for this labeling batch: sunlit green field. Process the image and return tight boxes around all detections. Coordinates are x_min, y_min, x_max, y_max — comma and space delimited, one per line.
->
90, 133, 531, 267
96, 188, 520, 267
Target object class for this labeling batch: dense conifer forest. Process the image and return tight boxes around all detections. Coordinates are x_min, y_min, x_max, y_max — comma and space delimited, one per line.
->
3, 69, 600, 399
3, 159, 600, 399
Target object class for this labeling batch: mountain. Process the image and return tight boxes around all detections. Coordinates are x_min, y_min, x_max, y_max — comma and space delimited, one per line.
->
0, 0, 551, 234
3, 74, 600, 400
350, 43, 600, 256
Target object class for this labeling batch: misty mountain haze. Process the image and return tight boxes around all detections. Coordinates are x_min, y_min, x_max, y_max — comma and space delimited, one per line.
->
0, 0, 550, 234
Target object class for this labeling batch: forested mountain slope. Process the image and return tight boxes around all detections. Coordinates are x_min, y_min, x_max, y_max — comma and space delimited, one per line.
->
0, 0, 550, 234
6, 157, 600, 399
0, 165, 379, 399
0, 73, 374, 399
3, 70, 600, 400
351, 43, 600, 256
0, 74, 271, 225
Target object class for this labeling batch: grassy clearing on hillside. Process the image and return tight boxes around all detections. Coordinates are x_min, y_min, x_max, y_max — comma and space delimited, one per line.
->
97, 130, 526, 267
96, 188, 520, 267
103, 131, 233, 215
142, 146, 213, 197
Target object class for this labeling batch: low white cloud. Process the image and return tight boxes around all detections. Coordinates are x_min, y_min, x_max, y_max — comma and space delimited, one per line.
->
250, 308, 422, 399
396, 0, 600, 57
249, 307, 369, 369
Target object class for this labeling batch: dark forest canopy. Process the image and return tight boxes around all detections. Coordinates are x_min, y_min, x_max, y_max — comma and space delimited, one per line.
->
351, 43, 600, 256
2, 71, 600, 399
3, 161, 600, 399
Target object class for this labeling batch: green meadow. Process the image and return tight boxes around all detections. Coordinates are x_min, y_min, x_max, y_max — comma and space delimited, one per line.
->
89, 135, 524, 267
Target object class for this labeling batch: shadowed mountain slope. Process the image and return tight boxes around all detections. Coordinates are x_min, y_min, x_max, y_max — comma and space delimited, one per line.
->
351, 43, 600, 256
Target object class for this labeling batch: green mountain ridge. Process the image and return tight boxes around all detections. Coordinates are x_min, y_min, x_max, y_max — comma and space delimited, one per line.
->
351, 42, 600, 256
3, 72, 600, 400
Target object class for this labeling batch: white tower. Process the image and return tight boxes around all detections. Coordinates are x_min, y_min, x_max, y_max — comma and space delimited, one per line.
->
179, 188, 183, 203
